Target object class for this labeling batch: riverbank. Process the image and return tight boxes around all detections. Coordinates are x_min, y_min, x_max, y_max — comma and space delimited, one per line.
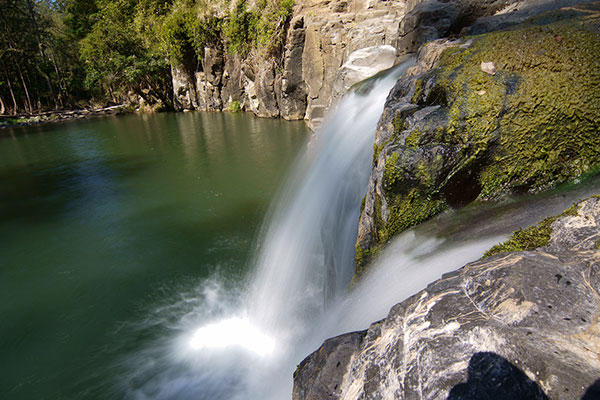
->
0, 105, 132, 130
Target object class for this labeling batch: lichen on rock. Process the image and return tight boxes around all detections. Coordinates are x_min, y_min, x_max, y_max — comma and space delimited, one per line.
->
356, 3, 600, 274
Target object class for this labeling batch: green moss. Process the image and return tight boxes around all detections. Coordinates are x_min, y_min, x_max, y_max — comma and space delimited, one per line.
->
404, 129, 421, 148
378, 188, 447, 244
392, 112, 405, 134
429, 16, 600, 199
484, 217, 555, 256
484, 200, 582, 257
416, 160, 432, 186
228, 100, 242, 112
357, 7, 600, 276
383, 153, 401, 187
373, 142, 384, 163
354, 242, 381, 278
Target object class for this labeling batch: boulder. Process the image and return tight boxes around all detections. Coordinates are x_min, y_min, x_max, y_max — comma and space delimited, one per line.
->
396, 0, 521, 55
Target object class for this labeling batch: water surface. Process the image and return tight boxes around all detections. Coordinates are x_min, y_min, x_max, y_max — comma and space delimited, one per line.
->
0, 112, 309, 398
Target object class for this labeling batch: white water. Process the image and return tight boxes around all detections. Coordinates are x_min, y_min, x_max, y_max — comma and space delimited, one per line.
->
123, 59, 600, 399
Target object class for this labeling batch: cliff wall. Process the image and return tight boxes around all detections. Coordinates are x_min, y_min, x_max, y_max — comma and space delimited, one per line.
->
171, 0, 516, 129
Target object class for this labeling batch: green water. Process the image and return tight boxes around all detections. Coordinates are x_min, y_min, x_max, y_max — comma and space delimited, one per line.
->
0, 112, 309, 398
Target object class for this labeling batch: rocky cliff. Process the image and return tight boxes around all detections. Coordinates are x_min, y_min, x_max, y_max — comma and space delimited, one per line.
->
294, 196, 600, 400
356, 1, 600, 272
171, 0, 522, 129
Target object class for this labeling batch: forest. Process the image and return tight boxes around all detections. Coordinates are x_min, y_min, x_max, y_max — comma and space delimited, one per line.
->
0, 0, 294, 115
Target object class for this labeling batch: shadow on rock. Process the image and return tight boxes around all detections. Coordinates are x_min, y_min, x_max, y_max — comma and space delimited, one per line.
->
447, 352, 548, 400
582, 379, 600, 400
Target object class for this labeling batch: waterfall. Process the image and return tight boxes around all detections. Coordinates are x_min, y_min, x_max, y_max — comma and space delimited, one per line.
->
119, 61, 415, 399
245, 60, 415, 339
122, 54, 600, 399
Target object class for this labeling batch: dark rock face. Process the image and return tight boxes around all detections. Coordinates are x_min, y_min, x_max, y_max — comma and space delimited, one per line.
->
279, 16, 308, 121
468, 0, 597, 35
356, 3, 600, 272
294, 197, 600, 400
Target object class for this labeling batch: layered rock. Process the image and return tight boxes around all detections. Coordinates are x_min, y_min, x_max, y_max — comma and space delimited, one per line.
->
356, 2, 600, 272
297, 0, 409, 129
172, 0, 412, 127
294, 196, 600, 400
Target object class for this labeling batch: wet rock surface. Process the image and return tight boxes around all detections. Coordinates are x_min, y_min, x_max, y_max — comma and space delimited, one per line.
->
294, 197, 600, 400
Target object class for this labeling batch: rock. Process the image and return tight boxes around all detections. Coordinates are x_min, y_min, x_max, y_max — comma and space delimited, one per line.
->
220, 53, 245, 111
480, 61, 496, 75
298, 0, 408, 130
330, 45, 397, 105
468, 0, 597, 35
280, 16, 308, 120
356, 3, 600, 273
395, 0, 521, 55
292, 331, 366, 400
294, 197, 600, 400
196, 47, 224, 111
171, 66, 197, 111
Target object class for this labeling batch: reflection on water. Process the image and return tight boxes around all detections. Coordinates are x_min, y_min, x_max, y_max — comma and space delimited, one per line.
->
0, 112, 308, 399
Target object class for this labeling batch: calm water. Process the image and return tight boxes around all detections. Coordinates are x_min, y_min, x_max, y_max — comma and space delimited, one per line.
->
0, 112, 309, 398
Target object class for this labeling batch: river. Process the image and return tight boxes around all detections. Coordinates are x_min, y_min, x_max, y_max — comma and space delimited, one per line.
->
0, 112, 309, 398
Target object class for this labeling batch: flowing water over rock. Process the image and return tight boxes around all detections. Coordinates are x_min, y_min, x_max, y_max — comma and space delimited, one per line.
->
122, 61, 416, 400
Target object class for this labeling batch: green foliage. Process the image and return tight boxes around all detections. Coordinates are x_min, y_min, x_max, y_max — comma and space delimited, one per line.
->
228, 100, 241, 112
80, 0, 173, 107
223, 0, 295, 55
0, 0, 295, 113
0, 0, 88, 113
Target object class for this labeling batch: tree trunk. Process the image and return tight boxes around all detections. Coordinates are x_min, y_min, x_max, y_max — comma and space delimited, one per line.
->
0, 95, 5, 115
50, 50, 67, 107
17, 65, 33, 114
25, 0, 57, 109
4, 68, 18, 115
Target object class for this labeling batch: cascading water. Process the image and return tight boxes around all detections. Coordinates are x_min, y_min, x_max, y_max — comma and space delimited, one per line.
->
246, 60, 416, 337
122, 60, 415, 400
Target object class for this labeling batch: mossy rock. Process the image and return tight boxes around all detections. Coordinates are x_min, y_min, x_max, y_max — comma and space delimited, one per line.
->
356, 4, 600, 274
